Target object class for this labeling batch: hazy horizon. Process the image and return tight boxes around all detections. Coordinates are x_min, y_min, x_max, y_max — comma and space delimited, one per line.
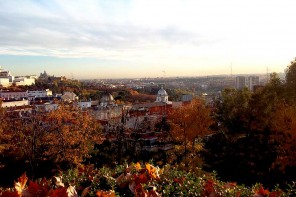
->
1, 0, 295, 79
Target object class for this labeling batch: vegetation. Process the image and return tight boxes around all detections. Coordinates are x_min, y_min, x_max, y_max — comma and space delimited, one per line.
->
202, 62, 296, 187
1, 162, 295, 197
1, 58, 296, 195
0, 105, 102, 185
169, 99, 213, 167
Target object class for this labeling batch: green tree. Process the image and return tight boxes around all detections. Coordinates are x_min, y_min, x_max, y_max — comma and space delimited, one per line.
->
247, 73, 284, 132
215, 88, 252, 136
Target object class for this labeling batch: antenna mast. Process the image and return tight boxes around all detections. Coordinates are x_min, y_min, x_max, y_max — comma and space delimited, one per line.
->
230, 63, 233, 78
266, 66, 269, 83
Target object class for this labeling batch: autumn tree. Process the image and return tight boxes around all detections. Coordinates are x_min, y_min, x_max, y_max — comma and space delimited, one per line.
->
168, 99, 213, 167
270, 103, 296, 173
1, 104, 102, 181
42, 105, 102, 167
204, 76, 288, 186
0, 109, 46, 184
0, 106, 7, 153
285, 57, 296, 102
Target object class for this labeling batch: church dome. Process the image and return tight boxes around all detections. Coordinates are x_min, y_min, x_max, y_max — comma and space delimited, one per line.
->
157, 86, 168, 96
100, 92, 115, 106
156, 86, 169, 103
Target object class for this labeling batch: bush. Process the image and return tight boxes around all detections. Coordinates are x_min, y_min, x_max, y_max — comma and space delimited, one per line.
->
1, 162, 295, 197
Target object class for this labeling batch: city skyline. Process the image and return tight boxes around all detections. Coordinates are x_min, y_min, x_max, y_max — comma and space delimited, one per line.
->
1, 0, 296, 79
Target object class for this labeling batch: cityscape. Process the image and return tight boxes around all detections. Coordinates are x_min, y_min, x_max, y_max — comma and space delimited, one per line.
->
1, 0, 296, 196
0, 65, 274, 110
1, 62, 295, 196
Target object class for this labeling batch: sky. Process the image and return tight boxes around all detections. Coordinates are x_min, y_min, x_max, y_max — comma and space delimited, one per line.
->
0, 0, 296, 79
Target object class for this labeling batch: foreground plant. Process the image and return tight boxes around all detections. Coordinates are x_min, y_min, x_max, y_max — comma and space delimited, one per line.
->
1, 163, 295, 197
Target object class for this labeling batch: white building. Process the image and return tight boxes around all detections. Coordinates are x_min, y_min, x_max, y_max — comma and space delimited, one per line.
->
0, 66, 11, 78
93, 107, 122, 122
155, 86, 171, 104
0, 78, 10, 87
14, 76, 35, 86
247, 76, 260, 91
78, 101, 92, 109
0, 90, 28, 100
0, 66, 37, 87
27, 89, 53, 100
61, 92, 78, 102
34, 103, 59, 112
0, 66, 12, 87
1, 100, 29, 108
236, 76, 260, 91
100, 92, 115, 107
236, 76, 246, 90
8, 76, 14, 83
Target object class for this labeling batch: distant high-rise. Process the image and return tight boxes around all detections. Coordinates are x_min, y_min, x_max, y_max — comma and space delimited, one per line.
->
247, 76, 260, 91
236, 76, 246, 90
235, 76, 260, 91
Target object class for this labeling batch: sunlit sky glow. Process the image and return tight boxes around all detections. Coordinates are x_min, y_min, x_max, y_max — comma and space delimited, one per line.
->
1, 0, 296, 79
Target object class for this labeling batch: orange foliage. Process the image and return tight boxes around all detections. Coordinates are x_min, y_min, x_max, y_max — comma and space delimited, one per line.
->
0, 173, 69, 197
14, 173, 28, 196
1, 104, 102, 175
128, 89, 139, 95
42, 105, 103, 164
254, 185, 270, 197
271, 104, 296, 170
169, 98, 213, 144
96, 190, 115, 197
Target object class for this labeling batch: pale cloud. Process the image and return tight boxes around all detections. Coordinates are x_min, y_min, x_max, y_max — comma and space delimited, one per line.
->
1, 0, 296, 77
0, 1, 222, 57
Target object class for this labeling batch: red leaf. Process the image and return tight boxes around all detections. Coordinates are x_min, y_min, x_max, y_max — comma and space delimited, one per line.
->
14, 173, 28, 196
27, 181, 39, 196
134, 174, 148, 185
223, 182, 237, 189
0, 191, 19, 197
49, 187, 68, 197
255, 185, 270, 197
96, 190, 115, 197
203, 180, 218, 197
269, 190, 282, 197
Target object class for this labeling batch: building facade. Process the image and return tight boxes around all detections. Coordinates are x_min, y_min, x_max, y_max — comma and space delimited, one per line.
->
27, 89, 53, 100
236, 76, 246, 90
0, 78, 10, 87
155, 86, 169, 103
0, 90, 28, 100
247, 76, 260, 91
236, 76, 260, 91
1, 100, 29, 108
14, 76, 35, 86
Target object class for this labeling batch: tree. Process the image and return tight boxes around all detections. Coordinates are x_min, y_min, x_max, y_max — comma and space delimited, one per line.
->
285, 57, 296, 101
1, 104, 102, 180
246, 73, 284, 133
204, 77, 289, 186
270, 103, 296, 172
168, 99, 213, 167
42, 105, 102, 166
0, 106, 8, 152
215, 88, 252, 136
